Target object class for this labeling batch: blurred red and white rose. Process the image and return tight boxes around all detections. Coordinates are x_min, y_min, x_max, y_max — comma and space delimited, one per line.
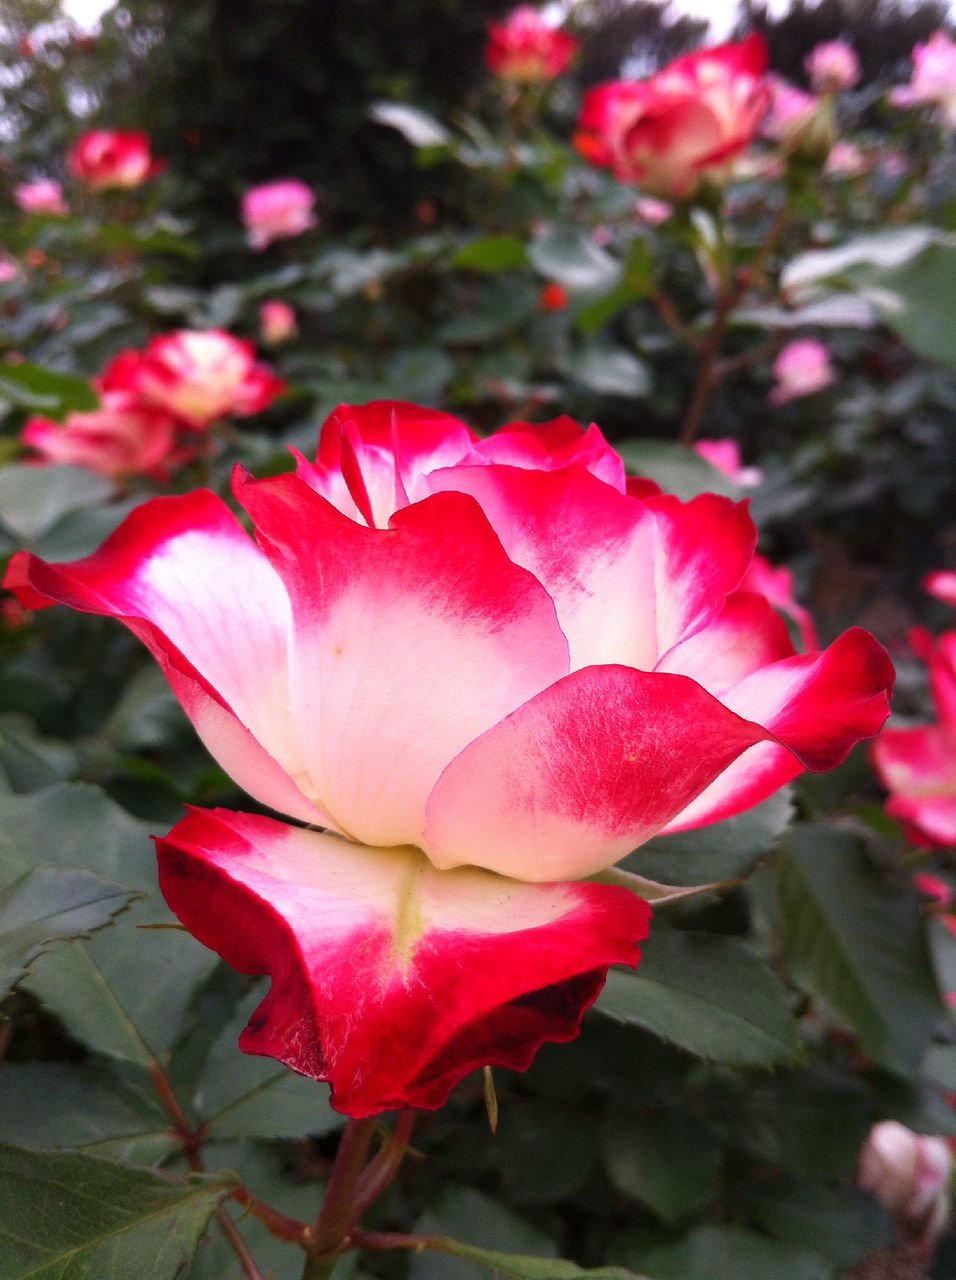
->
692, 438, 762, 487
769, 338, 834, 404
575, 35, 770, 199
14, 179, 69, 216
67, 130, 162, 190
873, 626, 956, 847
741, 553, 819, 654
891, 30, 956, 126
259, 299, 297, 345
242, 179, 316, 251
20, 391, 179, 481
4, 401, 893, 1115
102, 329, 285, 430
484, 5, 578, 84
804, 40, 860, 93
859, 1121, 952, 1246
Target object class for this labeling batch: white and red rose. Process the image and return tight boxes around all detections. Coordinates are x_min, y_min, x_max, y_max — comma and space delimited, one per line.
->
67, 130, 162, 190
575, 35, 770, 199
484, 6, 578, 84
21, 391, 179, 480
5, 401, 893, 1115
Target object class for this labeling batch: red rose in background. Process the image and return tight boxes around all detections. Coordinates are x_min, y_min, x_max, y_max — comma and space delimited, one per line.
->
873, 628, 956, 847
5, 401, 893, 1115
21, 391, 179, 480
67, 131, 163, 190
102, 330, 285, 430
485, 6, 578, 84
575, 34, 770, 199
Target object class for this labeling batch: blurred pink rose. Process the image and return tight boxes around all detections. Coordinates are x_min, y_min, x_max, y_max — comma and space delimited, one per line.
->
761, 76, 820, 144
693, 438, 762, 487
635, 196, 673, 224
825, 140, 867, 175
242, 180, 316, 251
926, 569, 956, 607
891, 30, 956, 126
14, 179, 69, 216
67, 131, 162, 190
102, 330, 285, 430
859, 1121, 952, 1247
21, 391, 178, 480
259, 300, 297, 345
575, 35, 770, 199
484, 6, 578, 84
805, 40, 860, 93
769, 339, 834, 404
0, 251, 18, 283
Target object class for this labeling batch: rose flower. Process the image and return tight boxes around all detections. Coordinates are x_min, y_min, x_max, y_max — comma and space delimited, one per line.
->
4, 402, 893, 1116
67, 131, 163, 190
241, 179, 316, 251
21, 391, 178, 481
575, 35, 770, 199
484, 6, 578, 84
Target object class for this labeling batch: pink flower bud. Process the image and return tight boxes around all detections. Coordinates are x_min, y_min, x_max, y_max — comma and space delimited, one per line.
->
484, 6, 578, 84
241, 180, 316, 251
890, 30, 956, 127
859, 1122, 952, 1245
769, 339, 834, 405
259, 300, 297, 345
805, 40, 860, 93
14, 179, 69, 217
67, 131, 163, 190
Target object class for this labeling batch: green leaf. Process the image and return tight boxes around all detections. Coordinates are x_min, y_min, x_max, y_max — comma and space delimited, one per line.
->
0, 1145, 235, 1279
0, 364, 98, 416
600, 1107, 720, 1223
749, 1180, 891, 1267
776, 824, 941, 1074
595, 930, 803, 1068
494, 1100, 596, 1204
559, 346, 649, 398
575, 240, 654, 334
418, 1239, 648, 1280
410, 1186, 558, 1280
640, 1225, 835, 1280
193, 986, 344, 1140
616, 439, 742, 502
624, 790, 794, 886
0, 466, 113, 544
454, 236, 529, 273
528, 225, 620, 293
369, 101, 452, 147
0, 713, 77, 791
0, 866, 131, 993
96, 222, 199, 258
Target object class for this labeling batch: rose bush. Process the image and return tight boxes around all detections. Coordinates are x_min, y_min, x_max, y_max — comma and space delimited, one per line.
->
574, 34, 770, 199
66, 129, 162, 189
5, 401, 893, 1114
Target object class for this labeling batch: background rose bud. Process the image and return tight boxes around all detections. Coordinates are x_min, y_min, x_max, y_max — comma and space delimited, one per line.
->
805, 40, 861, 93
890, 30, 956, 125
859, 1121, 952, 1245
575, 35, 770, 200
67, 130, 162, 190
101, 329, 285, 429
538, 282, 568, 312
259, 299, 297, 345
241, 179, 316, 251
769, 338, 835, 404
692, 438, 763, 487
14, 179, 69, 216
484, 5, 578, 84
21, 391, 178, 480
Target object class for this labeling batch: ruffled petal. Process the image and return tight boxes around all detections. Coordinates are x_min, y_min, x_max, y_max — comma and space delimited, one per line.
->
423, 664, 774, 881
156, 807, 651, 1117
3, 492, 322, 825
656, 590, 795, 695
472, 417, 627, 492
235, 472, 570, 848
664, 627, 894, 831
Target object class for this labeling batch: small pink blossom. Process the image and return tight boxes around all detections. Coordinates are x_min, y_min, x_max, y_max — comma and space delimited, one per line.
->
769, 339, 834, 405
926, 569, 956, 608
67, 131, 163, 190
0, 251, 19, 283
914, 871, 951, 904
859, 1122, 952, 1247
484, 6, 578, 84
21, 391, 179, 480
805, 40, 860, 93
825, 140, 867, 176
891, 30, 956, 126
635, 197, 672, 225
14, 179, 69, 216
761, 76, 820, 144
693, 438, 762, 488
242, 180, 316, 251
259, 300, 297, 345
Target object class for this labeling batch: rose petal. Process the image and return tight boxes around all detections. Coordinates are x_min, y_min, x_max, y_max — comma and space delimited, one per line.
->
657, 589, 795, 695
235, 472, 570, 848
424, 664, 773, 881
156, 807, 651, 1117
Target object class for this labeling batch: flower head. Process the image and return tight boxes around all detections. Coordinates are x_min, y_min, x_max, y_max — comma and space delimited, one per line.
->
890, 30, 956, 126
859, 1121, 952, 1246
5, 401, 893, 1114
485, 6, 578, 84
21, 391, 178, 480
575, 35, 770, 199
14, 179, 69, 216
769, 338, 834, 404
259, 299, 297, 345
101, 330, 285, 430
67, 131, 162, 190
693, 438, 762, 488
805, 40, 860, 93
241, 180, 316, 251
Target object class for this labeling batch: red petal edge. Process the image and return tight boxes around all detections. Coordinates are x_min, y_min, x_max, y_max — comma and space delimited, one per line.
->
155, 807, 651, 1118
